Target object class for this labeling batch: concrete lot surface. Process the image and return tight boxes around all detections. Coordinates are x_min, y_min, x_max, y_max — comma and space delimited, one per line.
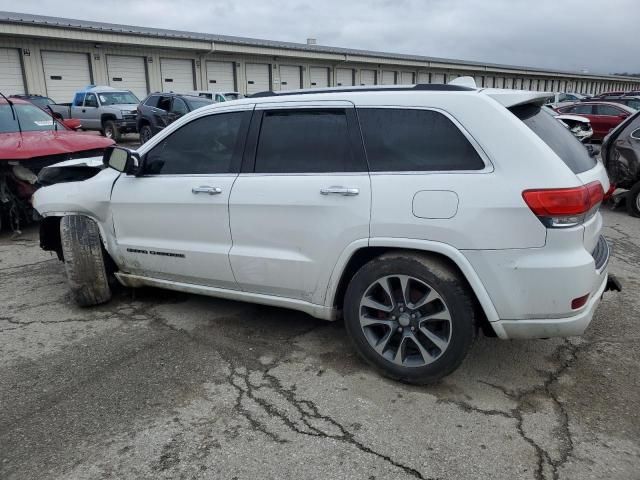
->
1, 209, 638, 480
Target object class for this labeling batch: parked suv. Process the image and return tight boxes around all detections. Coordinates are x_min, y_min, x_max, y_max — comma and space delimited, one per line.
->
49, 85, 139, 141
136, 92, 213, 143
33, 85, 619, 384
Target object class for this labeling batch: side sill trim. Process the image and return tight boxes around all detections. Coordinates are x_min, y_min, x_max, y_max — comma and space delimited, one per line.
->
114, 273, 337, 321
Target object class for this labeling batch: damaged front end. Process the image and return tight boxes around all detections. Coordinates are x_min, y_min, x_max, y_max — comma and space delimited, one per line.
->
0, 153, 105, 233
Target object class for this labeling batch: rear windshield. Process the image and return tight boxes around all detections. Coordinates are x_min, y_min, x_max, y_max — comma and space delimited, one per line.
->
510, 103, 596, 174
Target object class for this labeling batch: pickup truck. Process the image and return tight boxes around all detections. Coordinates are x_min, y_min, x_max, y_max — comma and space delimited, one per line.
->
49, 85, 140, 141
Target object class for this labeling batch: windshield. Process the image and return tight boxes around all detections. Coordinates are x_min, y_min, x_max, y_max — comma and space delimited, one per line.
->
223, 93, 242, 100
97, 91, 139, 106
29, 97, 55, 108
0, 103, 63, 133
510, 103, 596, 174
185, 98, 214, 110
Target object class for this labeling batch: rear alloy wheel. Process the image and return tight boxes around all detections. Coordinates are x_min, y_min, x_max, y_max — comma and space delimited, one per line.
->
139, 124, 153, 144
627, 182, 640, 217
344, 253, 475, 384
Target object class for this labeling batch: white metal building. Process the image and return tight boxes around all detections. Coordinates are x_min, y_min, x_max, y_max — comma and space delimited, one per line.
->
0, 11, 638, 103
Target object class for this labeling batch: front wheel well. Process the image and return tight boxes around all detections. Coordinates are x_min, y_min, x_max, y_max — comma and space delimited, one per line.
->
331, 247, 495, 337
101, 114, 117, 125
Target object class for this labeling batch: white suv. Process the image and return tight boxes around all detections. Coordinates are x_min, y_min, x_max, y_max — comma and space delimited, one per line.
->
33, 84, 619, 384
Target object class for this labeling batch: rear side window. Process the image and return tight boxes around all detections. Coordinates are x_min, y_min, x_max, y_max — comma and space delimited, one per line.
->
565, 104, 592, 115
144, 95, 160, 108
595, 105, 623, 116
254, 109, 359, 173
510, 104, 596, 174
357, 108, 485, 172
73, 93, 85, 107
145, 112, 246, 175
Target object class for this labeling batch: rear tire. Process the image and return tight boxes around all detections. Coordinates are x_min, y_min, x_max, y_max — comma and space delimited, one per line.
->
626, 182, 640, 217
343, 252, 475, 385
102, 120, 121, 142
139, 124, 153, 144
60, 215, 112, 307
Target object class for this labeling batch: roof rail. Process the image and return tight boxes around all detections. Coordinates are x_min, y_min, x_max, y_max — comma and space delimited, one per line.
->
249, 83, 474, 98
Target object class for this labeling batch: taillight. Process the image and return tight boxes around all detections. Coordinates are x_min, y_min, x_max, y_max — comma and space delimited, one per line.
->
522, 181, 604, 228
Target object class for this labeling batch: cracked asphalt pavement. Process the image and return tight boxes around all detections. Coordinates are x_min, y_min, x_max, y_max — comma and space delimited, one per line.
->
1, 208, 639, 480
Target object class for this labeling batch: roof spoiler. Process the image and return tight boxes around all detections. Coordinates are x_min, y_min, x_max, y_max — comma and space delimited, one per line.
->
481, 89, 552, 108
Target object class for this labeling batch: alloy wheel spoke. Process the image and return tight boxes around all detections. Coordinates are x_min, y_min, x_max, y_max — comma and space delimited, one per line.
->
408, 332, 435, 363
374, 329, 395, 355
376, 278, 395, 309
412, 289, 440, 309
393, 335, 408, 365
398, 275, 412, 306
419, 308, 452, 323
361, 296, 394, 313
360, 316, 396, 328
419, 325, 449, 351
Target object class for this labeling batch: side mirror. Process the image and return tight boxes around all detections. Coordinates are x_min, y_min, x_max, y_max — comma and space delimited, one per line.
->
103, 146, 140, 174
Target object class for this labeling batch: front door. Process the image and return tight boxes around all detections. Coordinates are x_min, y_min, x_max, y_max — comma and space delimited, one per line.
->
76, 92, 100, 130
228, 102, 371, 304
110, 105, 252, 289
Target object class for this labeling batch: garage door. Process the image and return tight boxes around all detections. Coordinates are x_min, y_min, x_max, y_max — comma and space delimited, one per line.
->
206, 61, 236, 92
279, 65, 301, 90
106, 55, 147, 100
42, 51, 91, 103
360, 69, 376, 86
418, 72, 430, 84
246, 63, 270, 95
0, 48, 24, 95
432, 73, 445, 84
336, 68, 354, 86
381, 71, 396, 85
399, 72, 414, 85
309, 67, 329, 88
160, 58, 194, 92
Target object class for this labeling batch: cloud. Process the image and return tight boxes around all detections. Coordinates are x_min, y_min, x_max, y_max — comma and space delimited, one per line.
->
1, 0, 638, 74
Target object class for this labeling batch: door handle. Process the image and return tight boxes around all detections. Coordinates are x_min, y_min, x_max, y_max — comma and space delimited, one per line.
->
192, 186, 222, 195
320, 186, 359, 196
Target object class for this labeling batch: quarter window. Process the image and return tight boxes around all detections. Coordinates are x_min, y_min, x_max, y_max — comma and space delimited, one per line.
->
357, 108, 484, 171
254, 109, 360, 173
144, 112, 246, 175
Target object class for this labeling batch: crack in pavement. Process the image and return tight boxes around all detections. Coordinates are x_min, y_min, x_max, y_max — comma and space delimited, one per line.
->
225, 362, 434, 480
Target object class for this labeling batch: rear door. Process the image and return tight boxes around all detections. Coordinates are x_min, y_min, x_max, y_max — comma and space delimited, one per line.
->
110, 106, 252, 287
228, 101, 371, 303
595, 104, 629, 138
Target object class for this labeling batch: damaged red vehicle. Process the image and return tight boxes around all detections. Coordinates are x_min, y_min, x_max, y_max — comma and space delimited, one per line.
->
0, 97, 114, 232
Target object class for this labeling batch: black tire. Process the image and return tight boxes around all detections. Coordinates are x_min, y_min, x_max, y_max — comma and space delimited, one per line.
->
139, 124, 153, 144
343, 252, 476, 385
102, 120, 121, 142
626, 182, 640, 217
60, 215, 112, 307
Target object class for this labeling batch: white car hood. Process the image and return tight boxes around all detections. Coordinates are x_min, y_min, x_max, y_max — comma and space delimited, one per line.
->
43, 156, 105, 168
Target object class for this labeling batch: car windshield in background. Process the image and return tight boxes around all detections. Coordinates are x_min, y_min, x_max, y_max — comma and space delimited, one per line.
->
0, 103, 59, 133
97, 92, 139, 105
28, 97, 55, 108
185, 98, 213, 110
223, 93, 242, 100
510, 103, 596, 174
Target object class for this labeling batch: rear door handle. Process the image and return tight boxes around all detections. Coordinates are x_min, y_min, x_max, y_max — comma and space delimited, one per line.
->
192, 186, 222, 195
320, 186, 359, 196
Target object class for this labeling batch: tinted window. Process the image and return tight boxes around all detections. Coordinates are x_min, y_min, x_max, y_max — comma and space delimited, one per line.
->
254, 109, 358, 173
184, 97, 213, 110
171, 98, 188, 115
144, 95, 160, 108
145, 112, 245, 175
510, 104, 596, 174
73, 93, 85, 107
157, 96, 172, 111
596, 105, 623, 116
358, 108, 484, 171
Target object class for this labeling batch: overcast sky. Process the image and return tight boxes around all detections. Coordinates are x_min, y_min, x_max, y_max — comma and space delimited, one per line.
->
1, 0, 638, 75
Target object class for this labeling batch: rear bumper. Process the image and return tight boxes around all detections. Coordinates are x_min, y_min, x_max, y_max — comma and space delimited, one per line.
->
490, 272, 609, 339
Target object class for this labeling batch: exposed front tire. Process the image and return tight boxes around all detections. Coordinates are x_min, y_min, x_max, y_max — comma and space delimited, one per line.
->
60, 215, 112, 307
139, 124, 153, 144
102, 120, 121, 142
626, 182, 640, 217
343, 252, 475, 385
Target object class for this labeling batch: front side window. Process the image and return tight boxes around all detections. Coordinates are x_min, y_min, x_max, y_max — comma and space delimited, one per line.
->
171, 98, 189, 115
84, 93, 98, 108
144, 95, 160, 108
357, 108, 485, 171
254, 109, 357, 173
144, 112, 245, 175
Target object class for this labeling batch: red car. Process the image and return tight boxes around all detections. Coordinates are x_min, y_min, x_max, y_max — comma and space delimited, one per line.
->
555, 102, 635, 141
0, 97, 114, 232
